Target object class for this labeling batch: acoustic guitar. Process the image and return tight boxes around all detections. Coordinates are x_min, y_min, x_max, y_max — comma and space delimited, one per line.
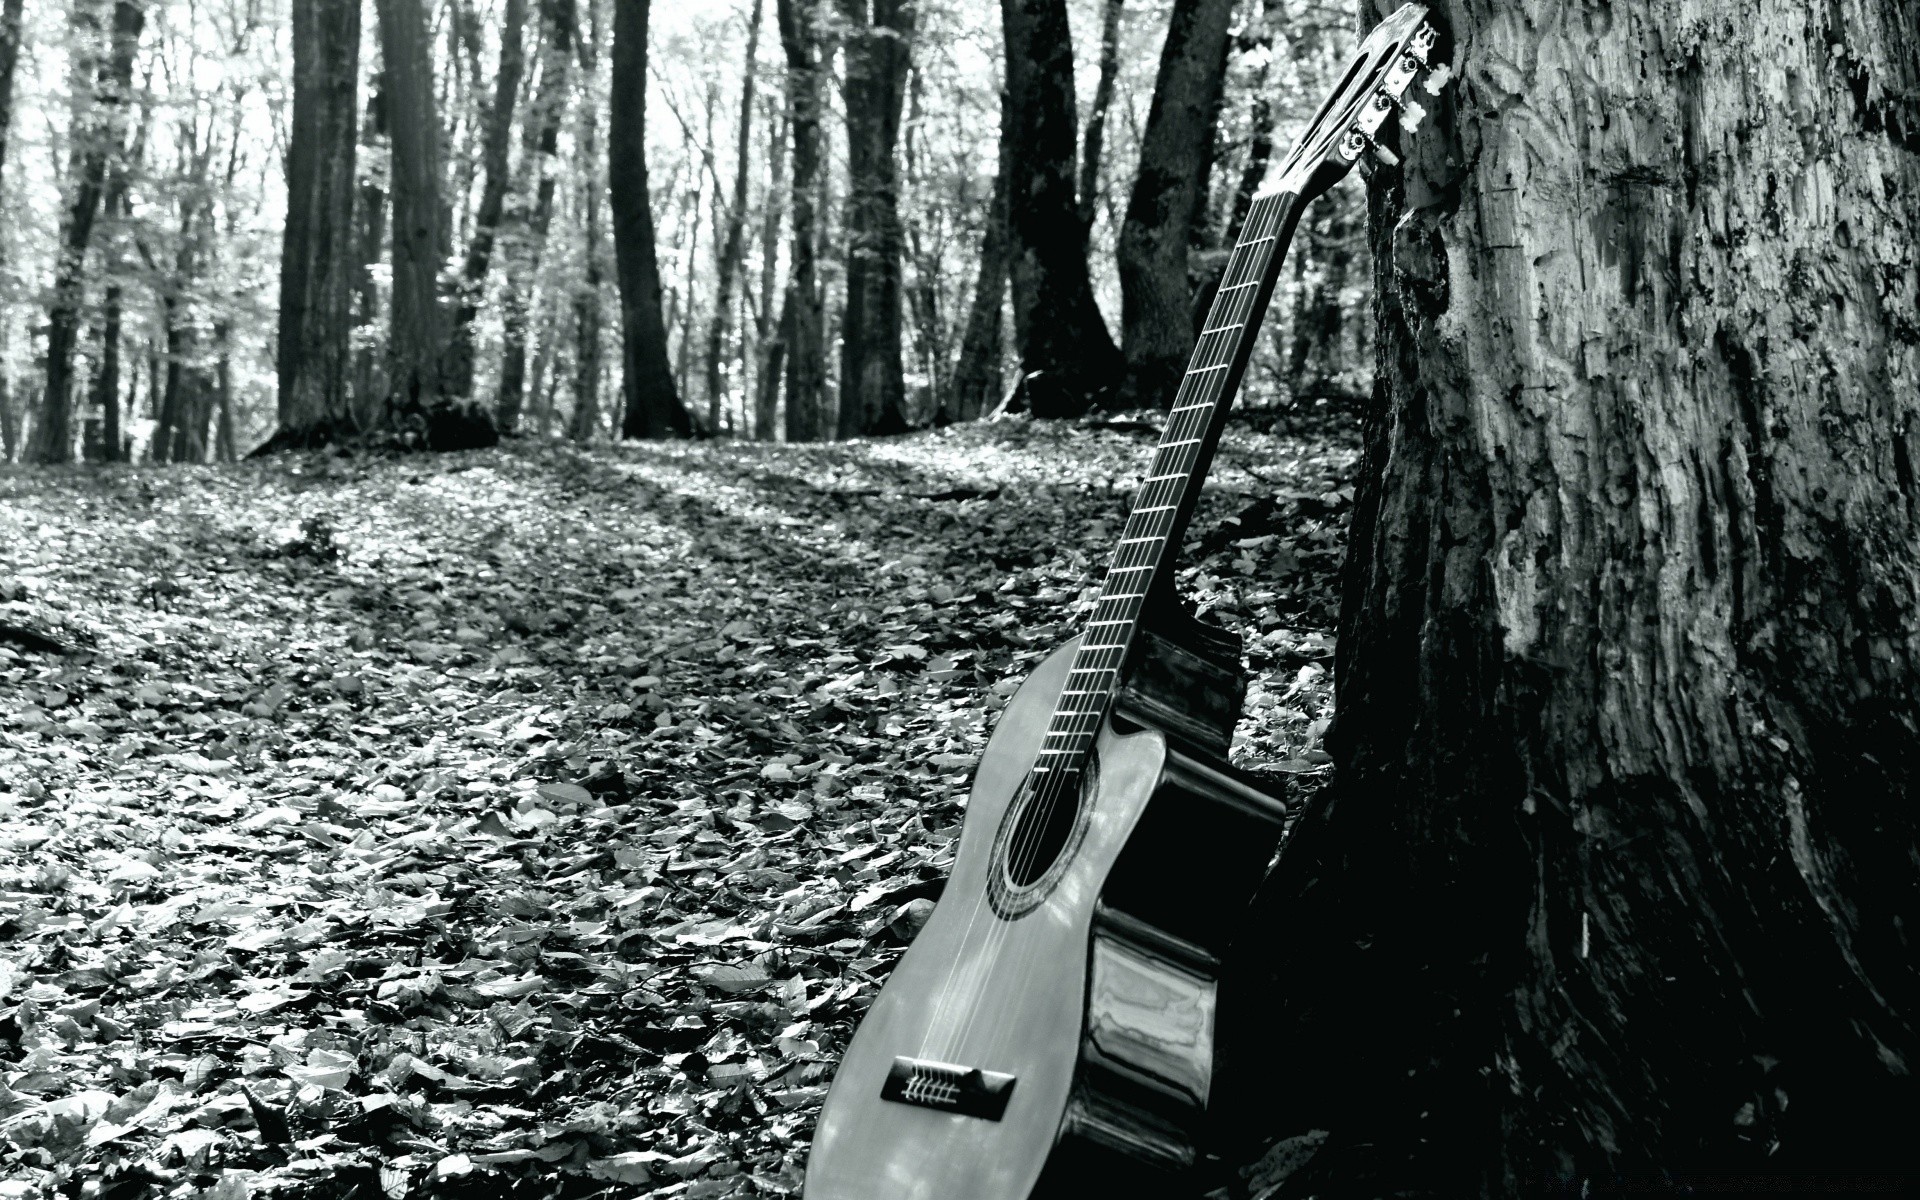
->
806, 8, 1450, 1196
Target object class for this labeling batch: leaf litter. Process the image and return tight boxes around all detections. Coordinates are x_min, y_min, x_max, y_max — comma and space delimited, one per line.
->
0, 418, 1350, 1198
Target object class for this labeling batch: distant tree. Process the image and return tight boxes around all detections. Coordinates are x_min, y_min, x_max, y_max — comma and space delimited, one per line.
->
705, 0, 763, 436
375, 0, 494, 448
835, 0, 912, 438
752, 97, 787, 441
1075, 0, 1121, 233
1115, 0, 1233, 409
444, 0, 528, 401
946, 85, 1011, 424
777, 0, 827, 441
609, 0, 690, 438
34, 0, 145, 464
0, 0, 24, 458
570, 0, 609, 443
496, 0, 576, 434
999, 0, 1120, 417
272, 0, 362, 450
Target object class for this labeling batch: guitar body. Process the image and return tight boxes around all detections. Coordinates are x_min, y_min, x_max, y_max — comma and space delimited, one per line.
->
806, 612, 1289, 1200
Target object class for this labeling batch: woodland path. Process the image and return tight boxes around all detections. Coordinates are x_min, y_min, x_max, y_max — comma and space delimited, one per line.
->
0, 420, 1348, 1199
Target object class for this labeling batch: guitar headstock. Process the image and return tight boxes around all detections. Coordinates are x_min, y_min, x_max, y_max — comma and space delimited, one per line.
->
1258, 3, 1452, 202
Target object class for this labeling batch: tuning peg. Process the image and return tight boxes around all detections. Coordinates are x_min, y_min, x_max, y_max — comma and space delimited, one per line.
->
1372, 142, 1401, 167
1424, 61, 1454, 95
1337, 128, 1369, 163
1355, 89, 1396, 137
1399, 97, 1427, 133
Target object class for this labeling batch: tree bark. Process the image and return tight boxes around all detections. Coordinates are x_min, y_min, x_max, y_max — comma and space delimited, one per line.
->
496, 0, 574, 433
999, 0, 1120, 417
571, 0, 607, 444
777, 0, 827, 441
1075, 0, 1121, 233
947, 85, 1012, 425
1222, 1, 1920, 1193
705, 0, 762, 437
835, 0, 912, 439
1114, 0, 1233, 410
609, 0, 690, 438
375, 0, 493, 449
444, 0, 528, 400
0, 0, 24, 456
752, 98, 787, 441
274, 0, 361, 450
34, 0, 144, 465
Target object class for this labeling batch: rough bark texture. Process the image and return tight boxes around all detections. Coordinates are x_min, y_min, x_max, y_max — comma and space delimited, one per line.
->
1221, 1, 1920, 1193
610, 0, 690, 438
496, 0, 574, 433
753, 102, 787, 441
274, 0, 361, 449
1115, 0, 1233, 411
835, 0, 912, 438
999, 0, 1120, 417
778, 0, 827, 442
349, 96, 388, 433
571, 0, 607, 444
444, 0, 528, 400
34, 0, 144, 465
1075, 0, 1122, 233
376, 0, 494, 449
947, 87, 1012, 425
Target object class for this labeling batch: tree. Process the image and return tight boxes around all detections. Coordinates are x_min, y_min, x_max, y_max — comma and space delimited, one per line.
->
273, 0, 361, 450
704, 0, 762, 436
609, 0, 690, 438
1220, 1, 1920, 1192
0, 0, 24, 458
946, 84, 1011, 424
570, 0, 609, 443
374, 0, 493, 448
777, 0, 827, 441
444, 0, 529, 400
33, 0, 144, 465
999, 0, 1120, 417
835, 0, 912, 438
1115, 0, 1233, 410
1075, 0, 1121, 233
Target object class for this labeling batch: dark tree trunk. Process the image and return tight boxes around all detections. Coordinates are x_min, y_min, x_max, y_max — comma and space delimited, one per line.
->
349, 92, 388, 431
705, 0, 762, 437
444, 0, 528, 399
835, 0, 912, 439
1114, 0, 1233, 410
376, 0, 493, 449
1075, 0, 1121, 232
274, 0, 361, 450
571, 0, 607, 444
999, 0, 1120, 417
94, 285, 123, 461
947, 86, 1012, 425
777, 0, 827, 441
1221, 2, 1920, 1194
752, 100, 787, 440
35, 0, 144, 465
496, 0, 574, 433
0, 0, 24, 456
610, 0, 690, 438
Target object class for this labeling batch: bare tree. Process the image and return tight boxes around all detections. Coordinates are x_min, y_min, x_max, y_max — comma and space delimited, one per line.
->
946, 84, 1011, 424
1074, 0, 1121, 232
835, 0, 912, 438
776, 0, 827, 441
705, 0, 763, 436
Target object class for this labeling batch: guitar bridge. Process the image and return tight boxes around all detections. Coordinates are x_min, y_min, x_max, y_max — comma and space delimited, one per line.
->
881, 1056, 1017, 1120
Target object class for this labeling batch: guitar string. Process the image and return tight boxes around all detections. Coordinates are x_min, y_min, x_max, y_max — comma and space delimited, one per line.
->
924, 193, 1288, 1066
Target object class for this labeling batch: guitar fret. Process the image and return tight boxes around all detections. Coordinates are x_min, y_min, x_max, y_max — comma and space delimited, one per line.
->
1201, 322, 1245, 336
1131, 504, 1177, 514
1186, 364, 1229, 375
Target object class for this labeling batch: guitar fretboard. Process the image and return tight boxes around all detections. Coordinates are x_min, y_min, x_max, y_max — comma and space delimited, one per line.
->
1033, 188, 1303, 779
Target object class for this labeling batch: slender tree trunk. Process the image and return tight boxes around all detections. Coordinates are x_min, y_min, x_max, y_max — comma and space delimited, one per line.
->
93, 286, 123, 460
1114, 0, 1233, 410
835, 0, 912, 439
1222, 2, 1920, 1193
705, 0, 762, 437
948, 85, 1011, 424
496, 0, 574, 433
444, 0, 528, 399
999, 0, 1120, 417
572, 0, 607, 444
274, 0, 361, 449
0, 0, 24, 460
376, 0, 493, 448
349, 94, 387, 430
35, 0, 144, 464
609, 0, 690, 438
214, 319, 235, 461
752, 99, 787, 440
777, 0, 826, 441
1075, 0, 1121, 232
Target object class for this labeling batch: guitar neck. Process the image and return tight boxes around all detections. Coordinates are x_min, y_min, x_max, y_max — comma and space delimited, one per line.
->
1038, 188, 1306, 770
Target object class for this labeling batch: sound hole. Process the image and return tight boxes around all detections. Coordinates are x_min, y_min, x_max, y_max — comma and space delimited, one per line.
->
1004, 769, 1082, 887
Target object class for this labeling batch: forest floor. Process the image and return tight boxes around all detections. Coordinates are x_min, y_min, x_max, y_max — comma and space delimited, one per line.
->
0, 418, 1353, 1200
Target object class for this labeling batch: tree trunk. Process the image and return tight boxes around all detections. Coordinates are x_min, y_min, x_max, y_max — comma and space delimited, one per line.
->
375, 0, 493, 449
275, 0, 361, 450
752, 98, 787, 441
999, 0, 1120, 417
34, 0, 144, 465
947, 85, 1012, 425
705, 0, 762, 437
835, 0, 912, 439
1075, 0, 1121, 233
0, 0, 23, 460
1114, 0, 1233, 410
1222, 2, 1920, 1193
572, 0, 607, 446
93, 285, 123, 461
609, 0, 690, 438
496, 0, 575, 433
444, 0, 528, 399
777, 0, 827, 442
